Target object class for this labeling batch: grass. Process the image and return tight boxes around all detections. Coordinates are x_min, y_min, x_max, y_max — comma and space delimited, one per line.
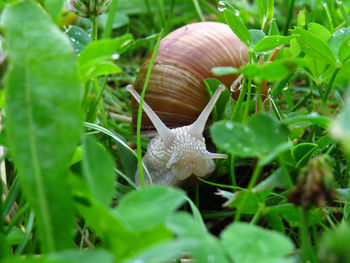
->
1, 0, 350, 262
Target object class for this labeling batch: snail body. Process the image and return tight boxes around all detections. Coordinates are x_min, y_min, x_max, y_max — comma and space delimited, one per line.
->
127, 85, 227, 186
130, 22, 248, 186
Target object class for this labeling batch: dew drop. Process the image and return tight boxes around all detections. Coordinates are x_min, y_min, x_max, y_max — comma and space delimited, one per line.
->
218, 0, 225, 12
111, 53, 120, 60
243, 147, 250, 152
235, 9, 240, 16
225, 122, 234, 130
70, 37, 76, 42
340, 29, 345, 34
283, 85, 289, 91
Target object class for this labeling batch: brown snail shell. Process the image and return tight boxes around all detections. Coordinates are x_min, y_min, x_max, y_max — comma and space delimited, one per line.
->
132, 21, 248, 133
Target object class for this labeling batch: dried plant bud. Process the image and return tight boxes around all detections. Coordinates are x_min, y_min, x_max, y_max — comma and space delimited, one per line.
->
287, 155, 338, 209
67, 0, 112, 18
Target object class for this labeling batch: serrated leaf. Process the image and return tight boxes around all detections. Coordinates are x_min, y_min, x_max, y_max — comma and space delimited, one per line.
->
1, 0, 82, 252
223, 9, 251, 47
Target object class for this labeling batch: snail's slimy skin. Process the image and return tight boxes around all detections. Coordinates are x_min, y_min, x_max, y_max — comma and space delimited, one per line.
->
128, 85, 227, 186
135, 126, 216, 186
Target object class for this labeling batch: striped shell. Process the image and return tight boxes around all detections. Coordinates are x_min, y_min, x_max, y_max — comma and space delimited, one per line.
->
132, 21, 248, 132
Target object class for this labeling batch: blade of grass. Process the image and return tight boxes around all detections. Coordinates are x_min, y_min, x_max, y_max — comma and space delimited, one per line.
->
136, 29, 163, 187
103, 0, 119, 39
192, 0, 205, 22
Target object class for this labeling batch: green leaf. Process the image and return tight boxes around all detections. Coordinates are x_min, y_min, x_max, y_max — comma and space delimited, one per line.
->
124, 239, 197, 263
307, 23, 331, 43
224, 189, 272, 214
223, 9, 251, 47
45, 0, 64, 22
66, 26, 91, 56
114, 186, 186, 231
82, 135, 115, 207
166, 212, 230, 263
292, 27, 337, 66
249, 29, 266, 48
339, 35, 350, 63
85, 61, 122, 80
211, 113, 289, 158
291, 143, 318, 168
1, 0, 82, 252
77, 35, 132, 81
254, 35, 294, 52
328, 26, 350, 62
221, 222, 295, 263
49, 250, 114, 263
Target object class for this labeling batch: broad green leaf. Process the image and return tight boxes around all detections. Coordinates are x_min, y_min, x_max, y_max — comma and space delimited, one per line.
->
66, 25, 91, 56
167, 212, 230, 263
114, 186, 186, 230
85, 61, 122, 80
292, 27, 337, 66
82, 135, 115, 207
49, 250, 114, 263
339, 35, 350, 63
328, 26, 350, 62
308, 23, 331, 43
2, 0, 82, 252
124, 239, 197, 263
224, 189, 272, 214
77, 35, 132, 81
214, 59, 300, 82
249, 29, 266, 48
269, 204, 323, 227
211, 113, 289, 158
254, 35, 294, 52
284, 112, 330, 128
0, 233, 10, 259
45, 0, 64, 22
291, 143, 318, 168
224, 9, 251, 47
221, 222, 295, 263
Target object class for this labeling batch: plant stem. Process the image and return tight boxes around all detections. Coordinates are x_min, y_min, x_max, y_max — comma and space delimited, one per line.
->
136, 30, 163, 187
232, 77, 247, 121
322, 0, 334, 32
242, 78, 252, 123
234, 160, 263, 222
299, 207, 318, 263
230, 155, 236, 186
91, 16, 99, 41
323, 67, 340, 104
103, 0, 119, 39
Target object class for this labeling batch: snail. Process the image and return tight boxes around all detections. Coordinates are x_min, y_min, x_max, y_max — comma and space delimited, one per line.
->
129, 21, 248, 186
